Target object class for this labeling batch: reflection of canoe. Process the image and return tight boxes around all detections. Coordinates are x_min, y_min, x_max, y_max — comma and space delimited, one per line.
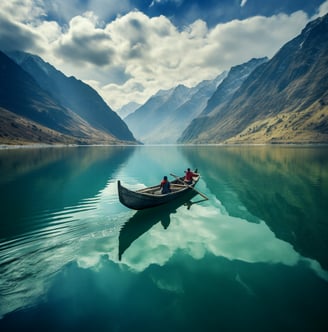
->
118, 189, 198, 260
117, 173, 200, 210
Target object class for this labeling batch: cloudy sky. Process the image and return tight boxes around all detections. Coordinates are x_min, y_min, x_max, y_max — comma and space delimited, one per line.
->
1, 0, 328, 112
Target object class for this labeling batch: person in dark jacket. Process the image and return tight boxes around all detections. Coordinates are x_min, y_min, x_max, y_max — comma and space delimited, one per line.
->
160, 176, 171, 194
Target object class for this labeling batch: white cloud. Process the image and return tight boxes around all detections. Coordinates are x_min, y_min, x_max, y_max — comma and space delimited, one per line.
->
0, 0, 46, 52
240, 0, 248, 7
0, 0, 45, 23
316, 0, 328, 17
201, 11, 308, 68
53, 12, 115, 66
1, 1, 327, 110
89, 10, 309, 109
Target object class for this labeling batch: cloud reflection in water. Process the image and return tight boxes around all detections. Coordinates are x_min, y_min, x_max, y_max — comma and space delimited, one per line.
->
117, 195, 328, 284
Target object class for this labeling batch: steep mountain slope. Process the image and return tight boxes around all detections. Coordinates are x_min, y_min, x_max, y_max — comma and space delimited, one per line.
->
0, 52, 88, 137
7, 51, 135, 142
125, 72, 227, 143
178, 57, 267, 142
0, 51, 132, 145
0, 107, 76, 145
203, 57, 268, 116
179, 14, 328, 144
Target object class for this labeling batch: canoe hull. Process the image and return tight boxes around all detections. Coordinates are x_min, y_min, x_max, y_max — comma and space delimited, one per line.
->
118, 175, 199, 210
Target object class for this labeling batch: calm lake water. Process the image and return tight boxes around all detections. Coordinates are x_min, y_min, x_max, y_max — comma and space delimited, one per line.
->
0, 145, 328, 331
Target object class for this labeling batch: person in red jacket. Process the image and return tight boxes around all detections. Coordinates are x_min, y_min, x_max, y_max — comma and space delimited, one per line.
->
184, 168, 197, 184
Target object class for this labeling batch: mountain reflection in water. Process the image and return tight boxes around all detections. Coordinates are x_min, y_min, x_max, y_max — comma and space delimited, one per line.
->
0, 146, 134, 240
180, 145, 328, 270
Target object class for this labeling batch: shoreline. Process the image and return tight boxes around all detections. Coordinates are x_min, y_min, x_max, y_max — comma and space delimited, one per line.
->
1, 142, 328, 150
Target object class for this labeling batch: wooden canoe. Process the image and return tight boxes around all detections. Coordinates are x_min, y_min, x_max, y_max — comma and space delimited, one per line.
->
117, 173, 200, 210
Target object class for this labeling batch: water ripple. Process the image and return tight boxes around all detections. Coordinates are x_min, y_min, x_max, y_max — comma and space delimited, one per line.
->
0, 188, 129, 318
0, 194, 106, 265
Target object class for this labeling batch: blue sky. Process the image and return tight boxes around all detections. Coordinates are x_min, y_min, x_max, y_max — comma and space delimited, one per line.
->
44, 0, 325, 28
0, 0, 327, 111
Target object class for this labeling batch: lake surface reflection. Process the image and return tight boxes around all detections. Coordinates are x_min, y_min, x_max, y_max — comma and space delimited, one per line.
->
0, 145, 327, 331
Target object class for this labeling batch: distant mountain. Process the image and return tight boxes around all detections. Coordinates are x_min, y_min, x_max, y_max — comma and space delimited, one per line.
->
179, 13, 328, 144
178, 57, 268, 142
124, 84, 196, 144
117, 101, 141, 119
6, 51, 136, 143
125, 72, 227, 144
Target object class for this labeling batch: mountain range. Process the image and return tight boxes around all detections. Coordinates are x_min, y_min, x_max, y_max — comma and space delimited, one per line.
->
124, 72, 227, 144
0, 13, 327, 145
0, 51, 136, 145
179, 13, 328, 144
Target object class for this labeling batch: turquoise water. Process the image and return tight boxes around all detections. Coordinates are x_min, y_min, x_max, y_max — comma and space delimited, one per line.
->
0, 145, 327, 331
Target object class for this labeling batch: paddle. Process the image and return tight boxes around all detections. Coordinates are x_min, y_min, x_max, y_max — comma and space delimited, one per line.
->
170, 173, 209, 200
